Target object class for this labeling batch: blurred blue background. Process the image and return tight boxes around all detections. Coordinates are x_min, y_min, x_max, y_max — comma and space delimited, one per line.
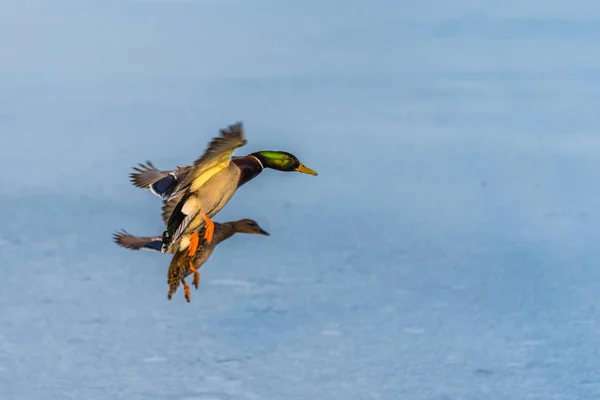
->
1, 1, 600, 399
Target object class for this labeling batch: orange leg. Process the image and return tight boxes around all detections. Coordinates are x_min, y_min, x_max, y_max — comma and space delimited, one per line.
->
201, 214, 215, 244
190, 261, 200, 289
182, 279, 191, 303
188, 232, 199, 257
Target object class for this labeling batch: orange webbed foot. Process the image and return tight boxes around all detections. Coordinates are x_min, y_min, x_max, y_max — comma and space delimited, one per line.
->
190, 261, 200, 289
201, 214, 215, 244
182, 279, 191, 303
188, 232, 199, 257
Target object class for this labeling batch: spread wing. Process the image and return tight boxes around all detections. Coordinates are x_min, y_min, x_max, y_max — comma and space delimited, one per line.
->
112, 230, 163, 252
177, 121, 247, 194
129, 161, 192, 200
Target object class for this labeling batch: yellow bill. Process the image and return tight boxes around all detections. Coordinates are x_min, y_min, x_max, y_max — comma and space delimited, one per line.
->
296, 163, 318, 176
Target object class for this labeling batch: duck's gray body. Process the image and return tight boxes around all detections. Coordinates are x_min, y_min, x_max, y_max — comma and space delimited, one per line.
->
129, 154, 264, 227
157, 122, 248, 253
164, 161, 242, 253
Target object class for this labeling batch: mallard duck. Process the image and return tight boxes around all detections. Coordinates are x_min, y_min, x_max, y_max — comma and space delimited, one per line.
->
113, 219, 270, 302
128, 121, 317, 256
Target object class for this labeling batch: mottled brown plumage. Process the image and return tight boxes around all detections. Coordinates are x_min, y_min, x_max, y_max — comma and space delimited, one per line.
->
113, 219, 270, 302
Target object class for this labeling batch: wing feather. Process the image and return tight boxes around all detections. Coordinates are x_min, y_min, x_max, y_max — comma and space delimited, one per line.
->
130, 162, 192, 199
112, 230, 163, 252
171, 212, 197, 246
161, 196, 182, 226
130, 161, 169, 188
178, 121, 247, 193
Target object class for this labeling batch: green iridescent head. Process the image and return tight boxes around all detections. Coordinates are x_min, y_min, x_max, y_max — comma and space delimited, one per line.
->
251, 151, 318, 176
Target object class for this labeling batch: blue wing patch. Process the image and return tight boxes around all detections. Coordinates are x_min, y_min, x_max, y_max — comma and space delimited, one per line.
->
151, 174, 178, 199
143, 240, 164, 252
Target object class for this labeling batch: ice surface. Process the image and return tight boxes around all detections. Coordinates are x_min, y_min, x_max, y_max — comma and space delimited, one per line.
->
2, 0, 600, 399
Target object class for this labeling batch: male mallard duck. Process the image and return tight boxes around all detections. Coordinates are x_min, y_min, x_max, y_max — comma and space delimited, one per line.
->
113, 219, 270, 302
128, 121, 317, 256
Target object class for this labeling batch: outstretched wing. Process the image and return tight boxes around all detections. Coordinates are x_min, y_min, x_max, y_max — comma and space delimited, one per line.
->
112, 230, 163, 252
129, 161, 192, 200
177, 121, 247, 193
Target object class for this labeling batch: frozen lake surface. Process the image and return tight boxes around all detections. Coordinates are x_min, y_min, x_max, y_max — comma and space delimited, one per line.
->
2, 1, 600, 399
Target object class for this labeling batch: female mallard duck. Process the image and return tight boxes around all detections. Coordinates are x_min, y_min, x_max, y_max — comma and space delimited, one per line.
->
113, 219, 270, 302
128, 121, 317, 256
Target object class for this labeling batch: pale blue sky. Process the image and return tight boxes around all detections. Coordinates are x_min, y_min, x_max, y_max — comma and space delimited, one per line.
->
1, 1, 600, 399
